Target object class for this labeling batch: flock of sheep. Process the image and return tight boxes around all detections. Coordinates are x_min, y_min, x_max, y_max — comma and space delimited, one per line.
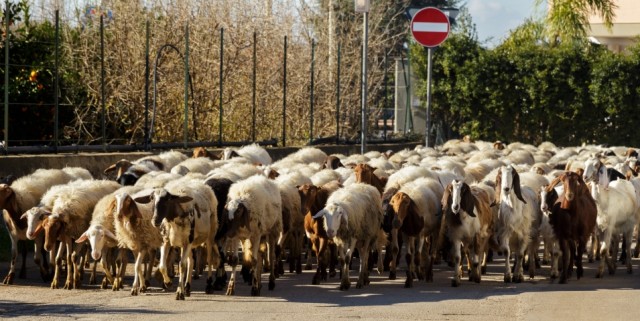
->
1, 139, 640, 299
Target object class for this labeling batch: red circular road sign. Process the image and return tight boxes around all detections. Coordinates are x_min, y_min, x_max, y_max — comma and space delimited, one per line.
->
411, 7, 450, 47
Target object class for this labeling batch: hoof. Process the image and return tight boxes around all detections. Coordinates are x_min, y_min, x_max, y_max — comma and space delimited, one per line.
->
226, 281, 235, 296
131, 287, 139, 296
481, 266, 487, 275
627, 267, 633, 274
145, 280, 151, 287
63, 281, 72, 290
268, 280, 275, 291
389, 271, 396, 280
3, 272, 15, 285
50, 280, 59, 289
339, 280, 351, 291
595, 270, 603, 278
163, 282, 172, 290
175, 292, 185, 300
504, 275, 512, 283
329, 270, 337, 278
514, 275, 524, 283
305, 263, 313, 270
101, 279, 109, 289
451, 279, 460, 287
296, 263, 302, 275
185, 283, 191, 297
251, 286, 261, 296
608, 264, 616, 275
312, 274, 320, 285
89, 276, 97, 285
404, 277, 413, 288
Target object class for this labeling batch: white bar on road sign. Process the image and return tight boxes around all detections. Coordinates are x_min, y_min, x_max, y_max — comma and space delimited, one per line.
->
412, 22, 448, 33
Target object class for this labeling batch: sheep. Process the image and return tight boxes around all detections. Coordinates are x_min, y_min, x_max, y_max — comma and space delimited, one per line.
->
192, 147, 220, 160
113, 190, 164, 296
34, 179, 121, 289
299, 180, 341, 284
134, 177, 220, 300
104, 150, 187, 185
274, 175, 304, 275
224, 175, 282, 296
388, 177, 443, 287
323, 155, 344, 169
310, 169, 341, 187
75, 186, 143, 290
354, 163, 387, 194
222, 143, 272, 165
440, 180, 494, 287
134, 172, 182, 188
0, 167, 91, 284
492, 165, 539, 283
539, 185, 561, 279
170, 157, 218, 175
313, 183, 385, 290
284, 147, 328, 165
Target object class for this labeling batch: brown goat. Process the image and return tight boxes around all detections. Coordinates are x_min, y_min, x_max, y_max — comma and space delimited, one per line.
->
546, 171, 597, 284
298, 181, 341, 284
354, 163, 387, 194
192, 147, 220, 160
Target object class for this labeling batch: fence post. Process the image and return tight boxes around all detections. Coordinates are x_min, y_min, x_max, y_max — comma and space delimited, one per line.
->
218, 28, 224, 146
100, 15, 106, 150
144, 20, 150, 150
309, 39, 315, 145
383, 49, 388, 141
183, 24, 189, 149
54, 10, 59, 152
282, 35, 287, 147
335, 43, 340, 145
3, 0, 9, 153
252, 31, 257, 142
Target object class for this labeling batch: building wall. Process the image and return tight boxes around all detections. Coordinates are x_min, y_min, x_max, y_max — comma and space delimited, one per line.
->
588, 0, 640, 52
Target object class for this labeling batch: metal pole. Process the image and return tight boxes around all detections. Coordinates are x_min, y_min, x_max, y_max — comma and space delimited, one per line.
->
183, 24, 189, 149
54, 10, 59, 152
361, 11, 368, 154
282, 35, 287, 147
144, 20, 150, 150
3, 0, 9, 153
425, 47, 433, 148
218, 28, 224, 145
383, 49, 388, 141
100, 15, 106, 150
309, 40, 315, 145
252, 31, 257, 142
335, 43, 340, 145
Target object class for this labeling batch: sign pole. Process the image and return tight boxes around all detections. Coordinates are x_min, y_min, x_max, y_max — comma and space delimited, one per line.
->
361, 10, 368, 154
425, 47, 432, 148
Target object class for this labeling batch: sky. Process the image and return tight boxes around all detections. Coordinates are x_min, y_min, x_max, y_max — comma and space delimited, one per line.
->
466, 0, 545, 47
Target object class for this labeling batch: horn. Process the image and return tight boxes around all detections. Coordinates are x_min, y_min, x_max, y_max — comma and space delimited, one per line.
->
313, 209, 327, 219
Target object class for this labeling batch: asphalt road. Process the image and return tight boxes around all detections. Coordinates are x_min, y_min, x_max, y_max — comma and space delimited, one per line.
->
1, 253, 639, 321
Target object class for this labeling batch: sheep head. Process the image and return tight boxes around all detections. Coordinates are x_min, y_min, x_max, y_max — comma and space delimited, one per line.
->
21, 207, 51, 240
298, 184, 318, 216
314, 203, 347, 239
43, 214, 64, 252
450, 180, 476, 217
389, 192, 411, 229
225, 199, 250, 231
76, 225, 116, 261
134, 189, 192, 227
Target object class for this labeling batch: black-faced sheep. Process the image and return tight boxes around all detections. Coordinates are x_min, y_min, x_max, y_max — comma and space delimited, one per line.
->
134, 177, 220, 300
104, 150, 187, 185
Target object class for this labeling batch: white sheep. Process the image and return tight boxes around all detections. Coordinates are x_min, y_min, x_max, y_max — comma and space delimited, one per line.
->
104, 150, 187, 185
310, 169, 341, 187
493, 165, 539, 283
223, 143, 272, 165
313, 183, 385, 290
37, 179, 120, 289
388, 177, 443, 287
170, 157, 218, 175
0, 167, 91, 284
134, 177, 220, 300
114, 190, 164, 296
274, 175, 304, 275
76, 186, 142, 289
225, 175, 282, 296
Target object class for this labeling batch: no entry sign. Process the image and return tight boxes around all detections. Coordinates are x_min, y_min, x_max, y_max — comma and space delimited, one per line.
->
411, 7, 450, 47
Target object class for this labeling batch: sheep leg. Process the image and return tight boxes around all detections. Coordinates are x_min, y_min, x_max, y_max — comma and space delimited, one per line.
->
34, 236, 51, 282
528, 235, 539, 280
113, 248, 128, 291
328, 242, 338, 278
305, 238, 314, 270
100, 252, 114, 289
451, 239, 462, 287
623, 229, 633, 274
357, 242, 371, 289
130, 250, 142, 296
185, 248, 194, 297
250, 235, 263, 296
404, 236, 415, 288
608, 234, 619, 275
634, 223, 640, 258
501, 235, 512, 283
339, 239, 356, 291
72, 243, 87, 289
226, 244, 239, 296
156, 242, 172, 290
596, 228, 610, 278
205, 240, 220, 294
389, 229, 399, 280
549, 239, 560, 279
558, 239, 570, 284
2, 230, 18, 285
175, 246, 190, 300
50, 242, 65, 289
63, 240, 74, 290
268, 233, 278, 291
513, 240, 526, 283
294, 232, 303, 274
312, 236, 323, 284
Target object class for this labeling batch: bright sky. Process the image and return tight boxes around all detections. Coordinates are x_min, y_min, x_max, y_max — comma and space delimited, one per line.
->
467, 0, 545, 47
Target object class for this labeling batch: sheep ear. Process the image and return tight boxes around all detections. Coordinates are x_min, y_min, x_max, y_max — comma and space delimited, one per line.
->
173, 195, 193, 203
76, 232, 88, 244
462, 184, 476, 217
32, 223, 45, 237
20, 211, 29, 220
104, 164, 117, 174
441, 184, 452, 209
313, 209, 327, 219
494, 168, 503, 203
104, 228, 117, 241
512, 171, 526, 204
133, 194, 152, 204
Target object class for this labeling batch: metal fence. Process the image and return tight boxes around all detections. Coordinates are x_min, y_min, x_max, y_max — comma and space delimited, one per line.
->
1, 3, 407, 154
